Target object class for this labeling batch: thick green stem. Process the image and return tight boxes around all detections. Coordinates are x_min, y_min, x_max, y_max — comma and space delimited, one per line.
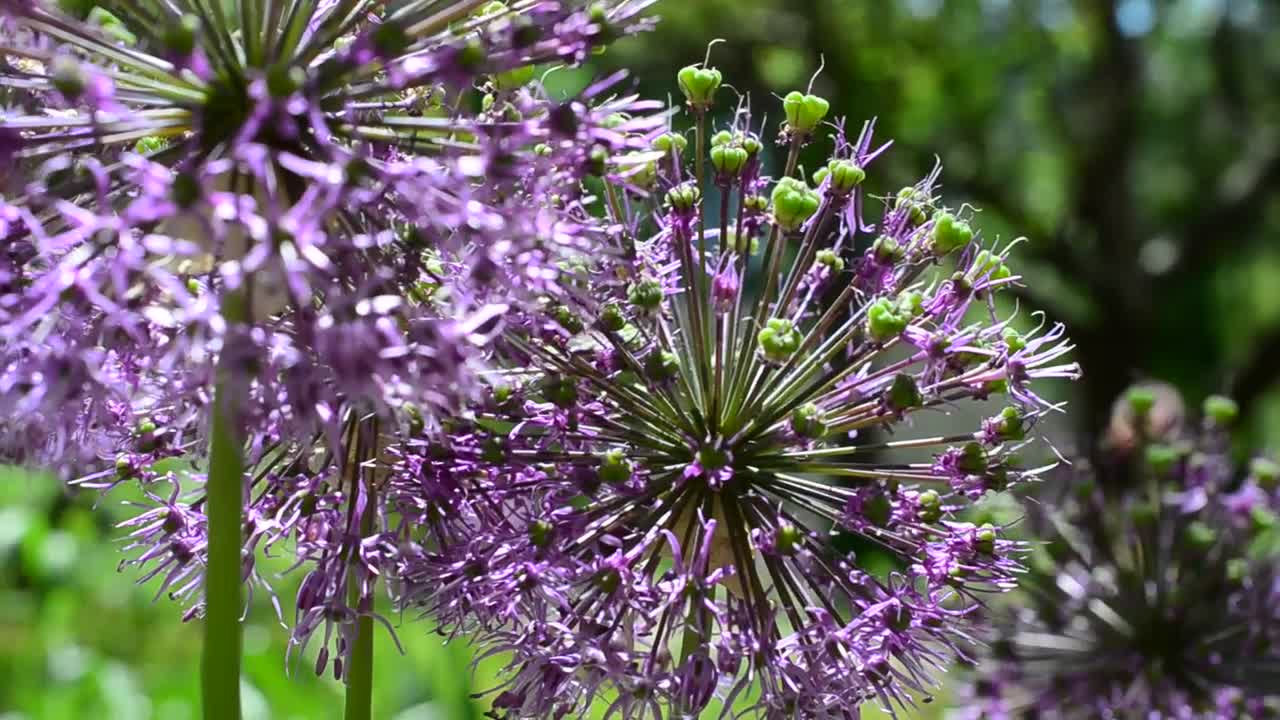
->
203, 296, 246, 720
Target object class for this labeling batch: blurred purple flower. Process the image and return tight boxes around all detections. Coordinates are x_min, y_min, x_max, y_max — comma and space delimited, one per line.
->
960, 389, 1280, 719
0, 0, 654, 680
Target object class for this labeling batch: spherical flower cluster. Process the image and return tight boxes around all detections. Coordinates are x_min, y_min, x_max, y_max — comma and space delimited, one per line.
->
0, 0, 655, 680
962, 386, 1280, 719
389, 64, 1080, 718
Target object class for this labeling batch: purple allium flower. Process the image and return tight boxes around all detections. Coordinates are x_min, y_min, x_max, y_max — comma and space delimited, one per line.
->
960, 386, 1280, 719
0, 0, 654, 681
389, 62, 1080, 718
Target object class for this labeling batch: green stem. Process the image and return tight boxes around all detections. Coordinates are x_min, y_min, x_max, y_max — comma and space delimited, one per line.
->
203, 295, 246, 720
344, 426, 377, 720
343, 550, 375, 720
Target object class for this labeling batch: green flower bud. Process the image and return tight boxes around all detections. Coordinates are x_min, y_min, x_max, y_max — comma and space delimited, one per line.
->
897, 291, 924, 318
775, 523, 803, 555
133, 135, 168, 156
586, 146, 608, 177
1227, 557, 1250, 584
782, 91, 830, 134
897, 186, 930, 225
991, 407, 1026, 442
601, 112, 628, 130
872, 235, 904, 265
1185, 520, 1216, 551
811, 167, 830, 186
553, 305, 584, 334
87, 7, 135, 45
627, 278, 663, 312
115, 455, 134, 478
533, 143, 552, 157
599, 303, 626, 332
163, 15, 200, 57
710, 130, 733, 147
51, 56, 86, 100
743, 194, 768, 213
969, 249, 1012, 282
677, 64, 722, 110
930, 212, 973, 255
665, 183, 700, 212
493, 384, 514, 404
598, 449, 633, 485
651, 132, 688, 154
815, 249, 844, 273
1203, 395, 1239, 427
185, 277, 202, 295
790, 403, 827, 439
1250, 458, 1279, 490
710, 143, 749, 175
958, 442, 988, 474
826, 159, 865, 193
975, 523, 998, 554
741, 135, 762, 155
770, 177, 820, 231
886, 373, 922, 411
529, 519, 554, 548
587, 3, 616, 45
1251, 506, 1278, 533
645, 350, 680, 382
1145, 444, 1183, 477
866, 298, 909, 343
757, 317, 802, 363
917, 489, 943, 523
1127, 387, 1156, 419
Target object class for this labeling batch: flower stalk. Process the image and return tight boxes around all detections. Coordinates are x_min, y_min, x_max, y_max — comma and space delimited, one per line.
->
202, 291, 246, 720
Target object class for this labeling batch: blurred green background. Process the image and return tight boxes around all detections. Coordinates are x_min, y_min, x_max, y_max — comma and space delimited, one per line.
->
5, 0, 1280, 717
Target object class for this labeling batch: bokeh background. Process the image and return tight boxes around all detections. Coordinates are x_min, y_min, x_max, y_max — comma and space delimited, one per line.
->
4, 0, 1280, 717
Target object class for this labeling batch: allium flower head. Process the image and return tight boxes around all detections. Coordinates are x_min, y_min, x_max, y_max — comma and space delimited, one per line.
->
0, 0, 653, 680
391, 62, 1080, 718
962, 386, 1280, 719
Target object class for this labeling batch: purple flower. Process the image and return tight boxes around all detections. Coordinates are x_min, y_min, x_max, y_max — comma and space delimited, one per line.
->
0, 0, 655, 681
961, 388, 1280, 719
389, 62, 1079, 718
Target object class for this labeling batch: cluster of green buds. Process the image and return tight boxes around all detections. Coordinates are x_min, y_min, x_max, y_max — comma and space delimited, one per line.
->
812, 158, 867, 194
782, 90, 831, 137
930, 212, 974, 255
709, 130, 762, 179
627, 277, 665, 313
771, 177, 821, 231
677, 63, 722, 111
896, 186, 933, 226
757, 317, 803, 363
866, 293, 923, 342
